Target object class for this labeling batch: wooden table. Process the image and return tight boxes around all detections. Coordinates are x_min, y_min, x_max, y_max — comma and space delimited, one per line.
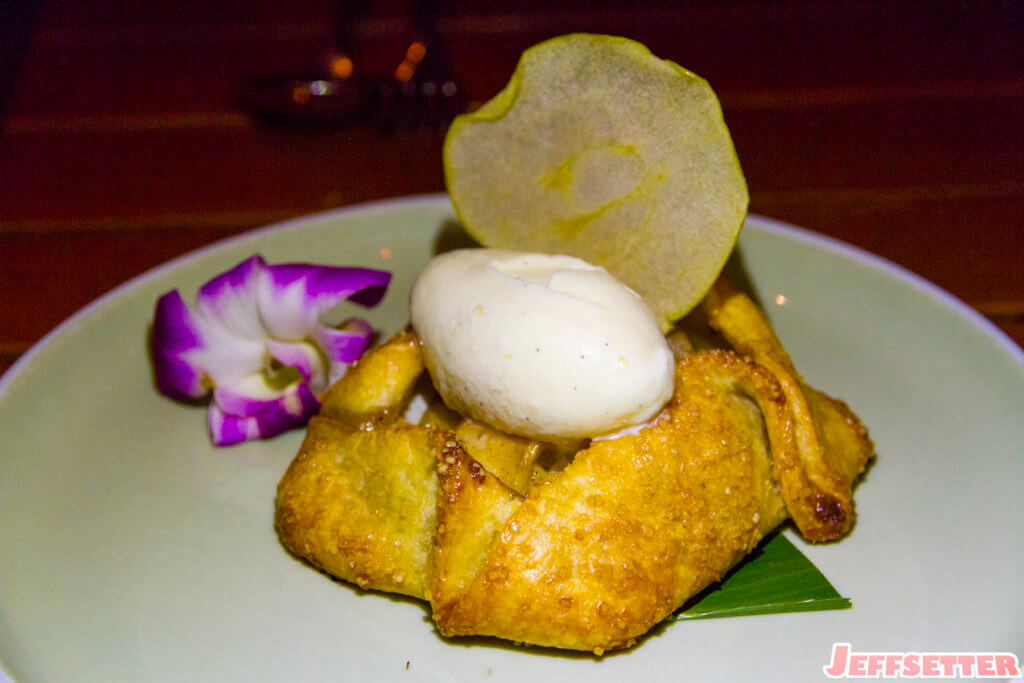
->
2, 1, 1022, 379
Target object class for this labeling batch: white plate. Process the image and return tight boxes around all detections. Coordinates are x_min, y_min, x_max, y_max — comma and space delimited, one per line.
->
1, 195, 1022, 682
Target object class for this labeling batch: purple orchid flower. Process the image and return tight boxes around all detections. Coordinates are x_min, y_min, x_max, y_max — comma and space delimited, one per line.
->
151, 255, 391, 446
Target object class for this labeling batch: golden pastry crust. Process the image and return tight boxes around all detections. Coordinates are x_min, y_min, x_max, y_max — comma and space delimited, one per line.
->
274, 288, 875, 653
703, 277, 874, 540
430, 439, 522, 603
430, 351, 793, 653
275, 417, 444, 598
318, 327, 424, 428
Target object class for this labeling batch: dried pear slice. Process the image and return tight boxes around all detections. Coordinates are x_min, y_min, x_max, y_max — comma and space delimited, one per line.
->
454, 419, 546, 495
444, 33, 748, 327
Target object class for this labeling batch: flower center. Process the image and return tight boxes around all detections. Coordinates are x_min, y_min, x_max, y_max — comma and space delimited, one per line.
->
264, 357, 304, 391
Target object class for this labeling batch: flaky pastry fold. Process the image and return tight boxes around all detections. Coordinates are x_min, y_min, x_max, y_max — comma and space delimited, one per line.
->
702, 277, 873, 540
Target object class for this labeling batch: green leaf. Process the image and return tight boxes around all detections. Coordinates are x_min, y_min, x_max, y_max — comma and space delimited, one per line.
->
669, 531, 851, 621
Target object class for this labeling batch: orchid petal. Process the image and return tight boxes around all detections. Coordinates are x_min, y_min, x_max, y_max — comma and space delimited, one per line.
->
151, 290, 208, 399
195, 255, 268, 342
208, 382, 320, 446
188, 334, 267, 389
212, 377, 317, 418
257, 263, 390, 340
313, 318, 374, 363
312, 318, 374, 385
164, 255, 270, 388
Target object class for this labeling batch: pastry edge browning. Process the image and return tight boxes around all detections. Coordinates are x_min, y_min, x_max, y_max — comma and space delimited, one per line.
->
275, 418, 444, 598
429, 351, 796, 653
703, 277, 874, 541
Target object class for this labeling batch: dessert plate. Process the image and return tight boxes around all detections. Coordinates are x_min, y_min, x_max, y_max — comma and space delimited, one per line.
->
1, 195, 1022, 681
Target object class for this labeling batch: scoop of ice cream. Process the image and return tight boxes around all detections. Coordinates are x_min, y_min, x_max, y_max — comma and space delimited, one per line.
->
409, 248, 674, 441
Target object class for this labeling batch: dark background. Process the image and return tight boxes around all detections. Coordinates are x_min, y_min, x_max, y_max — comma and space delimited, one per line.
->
1, 0, 1022, 376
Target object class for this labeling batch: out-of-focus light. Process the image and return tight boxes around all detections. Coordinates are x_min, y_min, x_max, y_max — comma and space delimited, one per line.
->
406, 41, 427, 63
774, 294, 788, 306
394, 41, 428, 82
310, 80, 330, 96
395, 62, 415, 82
292, 86, 310, 104
329, 55, 354, 79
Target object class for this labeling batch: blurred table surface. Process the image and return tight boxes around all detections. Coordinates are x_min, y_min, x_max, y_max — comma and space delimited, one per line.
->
1, 0, 1022, 378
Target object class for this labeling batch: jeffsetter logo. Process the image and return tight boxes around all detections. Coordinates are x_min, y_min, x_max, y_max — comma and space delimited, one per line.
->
823, 643, 1021, 679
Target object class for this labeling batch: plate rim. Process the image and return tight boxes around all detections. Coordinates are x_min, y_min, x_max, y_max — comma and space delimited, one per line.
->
3, 193, 1020, 402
